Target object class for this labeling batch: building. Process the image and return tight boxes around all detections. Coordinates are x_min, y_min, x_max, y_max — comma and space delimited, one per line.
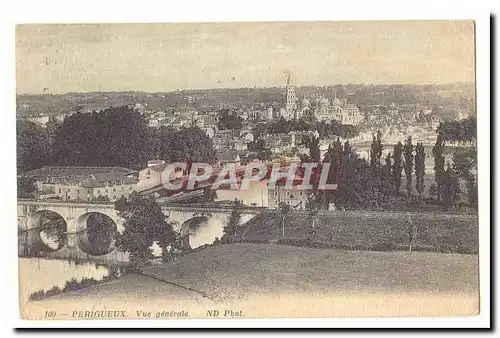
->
266, 107, 274, 120
297, 98, 311, 120
284, 73, 298, 115
213, 130, 231, 151
23, 166, 140, 201
147, 159, 166, 168
217, 151, 241, 167
26, 115, 50, 127
138, 162, 184, 191
202, 126, 216, 139
54, 177, 138, 201
268, 184, 309, 210
340, 104, 363, 125
314, 96, 331, 122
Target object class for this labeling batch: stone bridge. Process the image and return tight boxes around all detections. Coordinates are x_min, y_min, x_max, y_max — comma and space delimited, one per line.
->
17, 200, 261, 264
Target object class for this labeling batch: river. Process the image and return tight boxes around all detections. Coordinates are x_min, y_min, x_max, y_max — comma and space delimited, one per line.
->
18, 257, 111, 305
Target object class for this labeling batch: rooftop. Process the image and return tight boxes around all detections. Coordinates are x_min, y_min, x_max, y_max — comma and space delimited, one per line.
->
217, 150, 240, 163
24, 166, 138, 184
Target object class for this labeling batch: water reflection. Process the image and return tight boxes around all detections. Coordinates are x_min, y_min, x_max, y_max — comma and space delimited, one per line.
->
18, 258, 110, 304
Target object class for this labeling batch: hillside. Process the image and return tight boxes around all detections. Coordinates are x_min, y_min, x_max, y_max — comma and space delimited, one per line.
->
239, 210, 478, 254
27, 243, 478, 318
17, 83, 474, 118
142, 243, 478, 302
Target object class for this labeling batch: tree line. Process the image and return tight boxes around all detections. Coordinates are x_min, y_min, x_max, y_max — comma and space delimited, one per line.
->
253, 117, 358, 139
302, 123, 477, 211
17, 106, 217, 173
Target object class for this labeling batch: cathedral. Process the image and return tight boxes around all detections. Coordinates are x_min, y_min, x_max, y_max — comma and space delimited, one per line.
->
281, 76, 363, 126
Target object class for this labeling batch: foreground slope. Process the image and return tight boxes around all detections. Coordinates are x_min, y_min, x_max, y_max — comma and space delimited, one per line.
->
143, 243, 478, 301
24, 243, 479, 318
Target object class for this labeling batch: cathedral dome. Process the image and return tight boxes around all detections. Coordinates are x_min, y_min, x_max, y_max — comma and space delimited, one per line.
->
319, 97, 330, 106
301, 98, 310, 107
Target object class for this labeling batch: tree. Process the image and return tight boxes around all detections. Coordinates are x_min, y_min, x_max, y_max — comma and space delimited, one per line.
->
264, 118, 358, 139
414, 143, 426, 201
384, 152, 392, 177
277, 202, 291, 238
403, 136, 414, 200
378, 151, 394, 205
17, 176, 37, 198
392, 142, 404, 195
315, 120, 359, 139
453, 148, 477, 208
17, 120, 52, 173
305, 135, 321, 163
333, 143, 374, 209
305, 193, 322, 238
370, 131, 383, 172
217, 109, 243, 130
251, 123, 267, 140
114, 193, 175, 269
428, 183, 439, 201
247, 138, 272, 161
222, 199, 243, 243
153, 126, 217, 171
343, 140, 352, 157
368, 131, 391, 208
441, 162, 461, 209
437, 117, 477, 145
52, 106, 150, 169
432, 134, 446, 202
321, 139, 343, 203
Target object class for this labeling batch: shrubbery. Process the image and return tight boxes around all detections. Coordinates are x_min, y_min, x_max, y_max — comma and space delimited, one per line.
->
29, 274, 117, 302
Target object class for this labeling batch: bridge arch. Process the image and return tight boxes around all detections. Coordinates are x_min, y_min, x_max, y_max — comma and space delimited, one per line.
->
24, 210, 67, 253
74, 212, 118, 256
179, 213, 230, 250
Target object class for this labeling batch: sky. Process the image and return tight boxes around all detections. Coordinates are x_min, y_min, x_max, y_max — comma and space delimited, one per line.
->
15, 21, 475, 94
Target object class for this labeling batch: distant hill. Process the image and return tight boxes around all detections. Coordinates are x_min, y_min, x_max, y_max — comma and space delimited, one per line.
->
16, 83, 475, 118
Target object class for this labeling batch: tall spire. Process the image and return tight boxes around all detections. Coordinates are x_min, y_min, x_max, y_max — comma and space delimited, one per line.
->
286, 72, 291, 86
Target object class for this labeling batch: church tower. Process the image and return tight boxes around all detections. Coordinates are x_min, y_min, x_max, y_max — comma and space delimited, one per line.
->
284, 73, 298, 118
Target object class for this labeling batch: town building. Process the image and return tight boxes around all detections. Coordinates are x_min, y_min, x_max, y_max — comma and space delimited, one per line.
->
23, 166, 139, 201
276, 73, 364, 125
54, 178, 138, 202
212, 130, 235, 151
26, 115, 50, 127
217, 150, 241, 167
268, 184, 309, 210
340, 104, 364, 125
138, 162, 184, 191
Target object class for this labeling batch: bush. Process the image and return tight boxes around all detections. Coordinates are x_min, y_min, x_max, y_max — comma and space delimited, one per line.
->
28, 274, 118, 302
276, 237, 335, 249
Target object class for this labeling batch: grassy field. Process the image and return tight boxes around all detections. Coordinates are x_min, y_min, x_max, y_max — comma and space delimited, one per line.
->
25, 243, 479, 318
142, 243, 478, 301
240, 210, 478, 254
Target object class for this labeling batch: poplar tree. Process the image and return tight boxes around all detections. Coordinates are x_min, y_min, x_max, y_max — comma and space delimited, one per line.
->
384, 152, 392, 177
432, 134, 445, 202
392, 142, 404, 195
403, 136, 414, 200
414, 143, 426, 201
441, 162, 461, 209
370, 131, 383, 172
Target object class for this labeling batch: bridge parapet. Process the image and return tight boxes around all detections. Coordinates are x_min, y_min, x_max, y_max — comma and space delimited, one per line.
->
17, 199, 262, 262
